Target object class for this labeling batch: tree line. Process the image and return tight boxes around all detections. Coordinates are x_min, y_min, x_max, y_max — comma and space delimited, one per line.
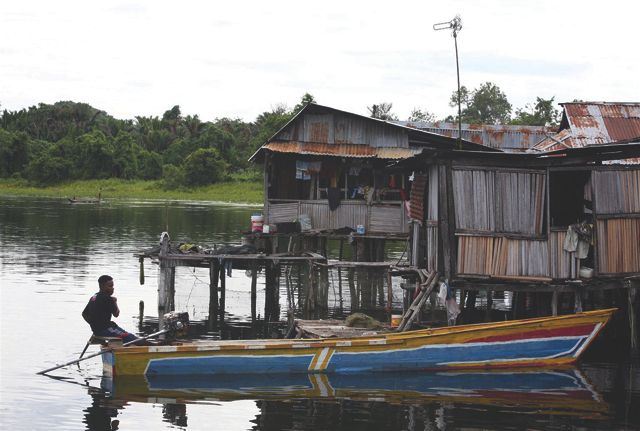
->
1, 84, 559, 187
368, 81, 561, 126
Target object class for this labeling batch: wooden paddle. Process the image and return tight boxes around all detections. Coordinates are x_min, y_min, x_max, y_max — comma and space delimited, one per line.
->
36, 328, 170, 375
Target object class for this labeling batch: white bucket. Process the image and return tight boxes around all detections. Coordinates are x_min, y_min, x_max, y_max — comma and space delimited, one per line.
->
251, 214, 264, 232
356, 224, 365, 235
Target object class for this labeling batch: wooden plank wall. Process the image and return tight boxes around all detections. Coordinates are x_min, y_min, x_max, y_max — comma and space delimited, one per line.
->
267, 202, 299, 224
593, 169, 640, 214
456, 236, 549, 277
596, 218, 640, 274
452, 169, 545, 235
549, 231, 577, 279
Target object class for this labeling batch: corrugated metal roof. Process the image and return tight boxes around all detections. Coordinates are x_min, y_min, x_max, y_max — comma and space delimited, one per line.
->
261, 141, 421, 159
396, 121, 554, 152
529, 102, 640, 164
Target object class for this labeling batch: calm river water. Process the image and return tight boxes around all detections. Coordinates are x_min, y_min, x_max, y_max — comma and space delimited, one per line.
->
0, 196, 638, 430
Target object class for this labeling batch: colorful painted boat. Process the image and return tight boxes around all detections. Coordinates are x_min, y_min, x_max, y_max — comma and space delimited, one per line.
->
102, 308, 615, 377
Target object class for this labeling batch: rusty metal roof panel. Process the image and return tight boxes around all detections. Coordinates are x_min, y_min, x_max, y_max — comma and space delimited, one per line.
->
262, 141, 420, 159
561, 102, 640, 145
398, 121, 553, 152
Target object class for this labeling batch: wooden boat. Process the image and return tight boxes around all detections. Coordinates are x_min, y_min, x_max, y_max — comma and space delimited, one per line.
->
104, 368, 608, 417
102, 308, 615, 377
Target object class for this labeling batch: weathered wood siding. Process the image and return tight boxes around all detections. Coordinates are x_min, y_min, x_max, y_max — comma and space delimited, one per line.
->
452, 168, 546, 236
456, 235, 549, 277
593, 169, 640, 214
275, 113, 409, 148
549, 231, 577, 279
596, 218, 640, 274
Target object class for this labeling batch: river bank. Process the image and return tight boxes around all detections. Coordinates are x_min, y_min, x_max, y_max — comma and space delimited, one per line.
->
0, 178, 263, 204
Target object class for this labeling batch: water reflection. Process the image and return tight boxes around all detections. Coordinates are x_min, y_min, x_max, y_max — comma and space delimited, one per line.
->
88, 368, 612, 430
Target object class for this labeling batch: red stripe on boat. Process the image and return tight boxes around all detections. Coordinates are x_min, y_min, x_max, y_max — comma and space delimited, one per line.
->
467, 324, 595, 343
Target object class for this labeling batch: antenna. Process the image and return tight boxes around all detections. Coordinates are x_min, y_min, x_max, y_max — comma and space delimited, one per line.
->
434, 15, 463, 149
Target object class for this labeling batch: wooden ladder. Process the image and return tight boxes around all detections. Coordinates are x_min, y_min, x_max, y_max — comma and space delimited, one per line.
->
396, 270, 439, 332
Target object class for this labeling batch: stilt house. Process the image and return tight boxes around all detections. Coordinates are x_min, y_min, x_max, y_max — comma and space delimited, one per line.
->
402, 140, 640, 288
249, 103, 494, 236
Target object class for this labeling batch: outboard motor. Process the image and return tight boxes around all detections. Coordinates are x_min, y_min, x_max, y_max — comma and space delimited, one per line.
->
163, 311, 190, 339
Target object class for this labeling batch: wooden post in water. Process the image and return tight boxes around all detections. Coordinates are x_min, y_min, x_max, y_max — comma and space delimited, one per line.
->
574, 287, 583, 313
157, 232, 173, 332
551, 290, 559, 316
485, 290, 493, 322
219, 262, 226, 325
208, 260, 219, 329
629, 286, 638, 355
251, 261, 258, 322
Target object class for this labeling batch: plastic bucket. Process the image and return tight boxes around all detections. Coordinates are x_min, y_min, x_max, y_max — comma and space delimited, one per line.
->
390, 314, 402, 328
251, 214, 264, 232
356, 224, 365, 235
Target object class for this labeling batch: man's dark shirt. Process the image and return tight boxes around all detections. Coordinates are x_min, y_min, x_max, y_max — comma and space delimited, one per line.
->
82, 291, 116, 332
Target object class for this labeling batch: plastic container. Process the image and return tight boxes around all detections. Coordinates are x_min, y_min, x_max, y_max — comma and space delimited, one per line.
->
579, 266, 594, 279
390, 314, 402, 328
251, 214, 264, 232
298, 214, 312, 231
262, 224, 270, 234
356, 224, 365, 235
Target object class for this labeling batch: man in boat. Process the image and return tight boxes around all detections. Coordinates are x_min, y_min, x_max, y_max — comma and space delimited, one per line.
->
82, 275, 139, 344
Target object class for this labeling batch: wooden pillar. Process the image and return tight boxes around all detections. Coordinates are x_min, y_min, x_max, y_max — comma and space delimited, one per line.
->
574, 287, 583, 313
337, 239, 344, 310
438, 162, 456, 281
265, 262, 280, 322
157, 232, 173, 332
386, 269, 393, 321
485, 290, 493, 322
208, 260, 219, 329
219, 262, 226, 325
251, 261, 258, 322
551, 290, 559, 316
629, 287, 638, 355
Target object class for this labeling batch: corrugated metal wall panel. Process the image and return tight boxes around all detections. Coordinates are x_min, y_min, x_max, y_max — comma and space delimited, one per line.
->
299, 202, 330, 230
427, 166, 439, 221
409, 174, 427, 222
333, 203, 369, 230
596, 218, 640, 274
453, 170, 496, 231
268, 202, 299, 224
369, 205, 403, 233
593, 169, 640, 213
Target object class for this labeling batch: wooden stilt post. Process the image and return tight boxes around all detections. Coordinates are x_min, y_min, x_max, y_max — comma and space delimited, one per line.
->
485, 289, 493, 322
338, 239, 344, 309
628, 287, 638, 355
208, 260, 219, 329
574, 287, 583, 313
251, 262, 258, 322
158, 232, 172, 332
386, 269, 393, 321
219, 262, 226, 325
551, 290, 559, 317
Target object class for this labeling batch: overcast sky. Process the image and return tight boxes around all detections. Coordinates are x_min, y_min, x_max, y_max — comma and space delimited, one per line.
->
1, 0, 638, 123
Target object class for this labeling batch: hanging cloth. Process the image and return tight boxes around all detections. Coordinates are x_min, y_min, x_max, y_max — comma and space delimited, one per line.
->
328, 187, 342, 211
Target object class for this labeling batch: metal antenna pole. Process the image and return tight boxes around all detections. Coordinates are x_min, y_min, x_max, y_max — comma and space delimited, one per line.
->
434, 15, 463, 149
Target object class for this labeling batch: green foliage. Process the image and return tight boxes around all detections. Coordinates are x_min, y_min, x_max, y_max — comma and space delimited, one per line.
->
25, 152, 71, 184
137, 150, 163, 180
449, 82, 512, 124
0, 128, 29, 177
408, 108, 436, 122
292, 92, 316, 114
161, 164, 184, 190
511, 97, 560, 126
367, 102, 398, 120
182, 148, 228, 186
